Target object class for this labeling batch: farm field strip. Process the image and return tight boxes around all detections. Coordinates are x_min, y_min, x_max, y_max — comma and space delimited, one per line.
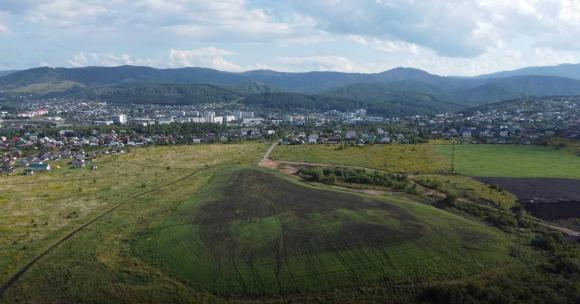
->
273, 143, 580, 179
437, 144, 580, 179
271, 144, 449, 174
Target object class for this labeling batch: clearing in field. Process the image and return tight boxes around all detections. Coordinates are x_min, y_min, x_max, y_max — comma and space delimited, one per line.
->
437, 144, 580, 179
135, 167, 518, 297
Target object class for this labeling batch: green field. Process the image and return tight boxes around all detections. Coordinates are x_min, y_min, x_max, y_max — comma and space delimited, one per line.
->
437, 144, 580, 179
135, 167, 519, 296
1, 142, 577, 303
0, 143, 268, 303
273, 143, 580, 179
272, 144, 448, 174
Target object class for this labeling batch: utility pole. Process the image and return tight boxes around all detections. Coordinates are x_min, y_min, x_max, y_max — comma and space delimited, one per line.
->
451, 140, 456, 174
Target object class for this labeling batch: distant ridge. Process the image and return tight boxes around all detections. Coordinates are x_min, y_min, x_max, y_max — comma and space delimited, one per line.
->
2, 64, 580, 116
0, 70, 16, 77
477, 63, 580, 80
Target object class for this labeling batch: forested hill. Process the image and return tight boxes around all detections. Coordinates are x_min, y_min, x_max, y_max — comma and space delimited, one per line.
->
3, 65, 580, 116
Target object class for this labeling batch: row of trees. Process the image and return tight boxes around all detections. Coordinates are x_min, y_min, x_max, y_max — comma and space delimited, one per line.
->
297, 166, 415, 191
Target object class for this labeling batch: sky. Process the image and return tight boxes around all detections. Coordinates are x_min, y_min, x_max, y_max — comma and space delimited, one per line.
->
1, 0, 580, 76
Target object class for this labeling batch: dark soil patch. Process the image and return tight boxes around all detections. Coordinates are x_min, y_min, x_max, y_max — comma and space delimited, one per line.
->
476, 177, 580, 219
193, 169, 426, 252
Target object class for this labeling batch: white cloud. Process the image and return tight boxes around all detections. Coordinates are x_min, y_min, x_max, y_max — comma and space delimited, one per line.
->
374, 40, 419, 55
0, 23, 8, 35
0, 13, 10, 34
290, 0, 580, 59
277, 55, 365, 73
22, 0, 111, 27
168, 47, 242, 71
67, 52, 155, 67
1, 0, 313, 43
291, 0, 490, 57
5, 0, 580, 75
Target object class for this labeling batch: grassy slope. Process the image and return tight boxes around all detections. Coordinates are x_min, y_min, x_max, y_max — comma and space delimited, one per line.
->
134, 167, 521, 297
414, 175, 518, 208
272, 144, 449, 174
437, 144, 580, 179
1, 143, 267, 304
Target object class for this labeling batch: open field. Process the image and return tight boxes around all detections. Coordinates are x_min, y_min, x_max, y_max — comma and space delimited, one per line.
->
273, 143, 580, 179
0, 143, 267, 303
437, 144, 580, 179
1, 142, 577, 303
272, 144, 449, 174
135, 167, 520, 297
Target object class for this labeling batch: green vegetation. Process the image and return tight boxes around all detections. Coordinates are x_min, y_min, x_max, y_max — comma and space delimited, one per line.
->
324, 82, 463, 116
298, 166, 415, 192
272, 144, 448, 174
437, 144, 580, 178
0, 143, 267, 303
421, 229, 580, 304
68, 83, 242, 105
1, 141, 578, 303
273, 143, 580, 179
415, 175, 517, 208
135, 167, 519, 297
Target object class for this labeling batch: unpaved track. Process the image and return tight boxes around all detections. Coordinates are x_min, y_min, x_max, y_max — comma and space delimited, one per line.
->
258, 141, 278, 167
0, 167, 211, 300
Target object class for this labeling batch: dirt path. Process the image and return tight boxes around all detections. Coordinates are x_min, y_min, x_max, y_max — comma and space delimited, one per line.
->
538, 223, 580, 237
258, 141, 280, 169
0, 167, 212, 300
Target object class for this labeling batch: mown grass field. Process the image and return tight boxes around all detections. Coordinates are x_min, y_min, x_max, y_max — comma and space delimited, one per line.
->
0, 143, 268, 303
272, 144, 449, 174
437, 144, 580, 179
134, 167, 521, 297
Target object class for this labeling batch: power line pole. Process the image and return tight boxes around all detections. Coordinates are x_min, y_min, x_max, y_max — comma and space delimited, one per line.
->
451, 140, 455, 174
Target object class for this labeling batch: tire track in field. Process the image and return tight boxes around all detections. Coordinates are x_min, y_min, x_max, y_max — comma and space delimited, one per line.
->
0, 167, 213, 300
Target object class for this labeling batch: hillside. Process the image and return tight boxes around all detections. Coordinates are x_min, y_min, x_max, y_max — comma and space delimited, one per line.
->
3, 65, 580, 115
136, 167, 517, 296
60, 83, 244, 105
450, 76, 580, 105
240, 92, 365, 112
0, 71, 16, 78
478, 63, 580, 80
324, 82, 465, 115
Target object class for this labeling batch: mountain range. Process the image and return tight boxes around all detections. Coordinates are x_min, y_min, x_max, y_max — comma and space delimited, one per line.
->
2, 63, 580, 116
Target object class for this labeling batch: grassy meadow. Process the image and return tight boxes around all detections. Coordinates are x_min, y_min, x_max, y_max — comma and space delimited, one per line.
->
272, 144, 449, 174
0, 143, 267, 303
414, 175, 518, 208
436, 144, 580, 179
273, 143, 580, 179
0, 141, 577, 303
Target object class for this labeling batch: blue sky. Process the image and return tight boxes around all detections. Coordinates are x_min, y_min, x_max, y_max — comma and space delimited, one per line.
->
1, 0, 580, 75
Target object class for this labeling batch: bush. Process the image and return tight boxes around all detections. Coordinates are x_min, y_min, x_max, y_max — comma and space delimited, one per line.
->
531, 232, 563, 252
